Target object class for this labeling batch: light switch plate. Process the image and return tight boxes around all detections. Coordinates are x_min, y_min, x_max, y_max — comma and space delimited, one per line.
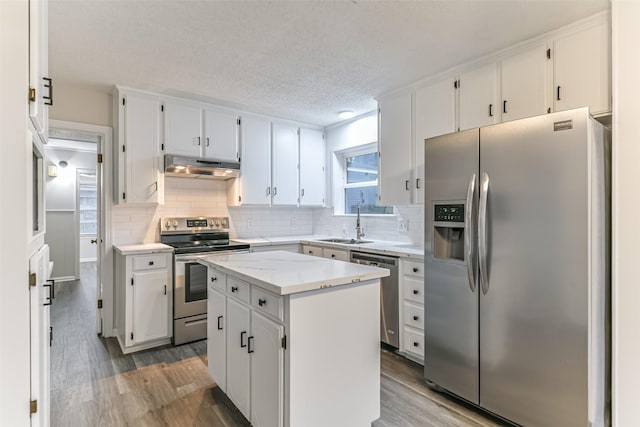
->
397, 218, 409, 232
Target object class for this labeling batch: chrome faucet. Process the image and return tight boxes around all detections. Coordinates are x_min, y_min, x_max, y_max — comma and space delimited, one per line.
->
356, 203, 365, 240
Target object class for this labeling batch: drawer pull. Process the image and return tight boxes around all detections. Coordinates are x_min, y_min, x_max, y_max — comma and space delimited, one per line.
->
258, 298, 266, 307
412, 267, 418, 273
412, 289, 419, 295
413, 315, 419, 321
211, 276, 217, 282
240, 331, 247, 347
149, 261, 154, 266
231, 286, 238, 293
217, 315, 223, 330
247, 336, 254, 354
413, 341, 419, 347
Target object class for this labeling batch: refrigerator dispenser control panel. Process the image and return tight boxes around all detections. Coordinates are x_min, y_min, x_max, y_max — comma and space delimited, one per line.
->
434, 204, 465, 222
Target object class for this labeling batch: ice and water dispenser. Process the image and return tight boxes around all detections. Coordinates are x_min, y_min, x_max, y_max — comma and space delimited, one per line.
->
433, 203, 465, 261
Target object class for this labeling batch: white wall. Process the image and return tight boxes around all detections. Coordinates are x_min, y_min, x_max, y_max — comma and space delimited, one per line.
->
611, 1, 640, 425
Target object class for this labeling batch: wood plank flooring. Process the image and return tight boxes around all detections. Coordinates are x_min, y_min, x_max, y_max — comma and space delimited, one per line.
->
51, 262, 504, 427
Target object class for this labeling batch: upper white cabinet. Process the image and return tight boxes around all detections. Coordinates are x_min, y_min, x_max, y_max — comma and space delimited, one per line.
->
413, 78, 456, 204
553, 19, 610, 115
378, 93, 412, 205
163, 99, 203, 157
204, 108, 239, 162
163, 99, 240, 161
299, 128, 325, 207
114, 88, 163, 205
459, 63, 500, 130
501, 44, 549, 122
272, 123, 300, 206
28, 0, 50, 143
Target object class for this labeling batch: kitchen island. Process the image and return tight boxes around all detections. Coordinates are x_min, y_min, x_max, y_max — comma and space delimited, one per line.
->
198, 250, 389, 427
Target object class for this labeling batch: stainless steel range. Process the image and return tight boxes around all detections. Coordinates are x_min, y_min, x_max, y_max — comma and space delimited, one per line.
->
160, 216, 249, 345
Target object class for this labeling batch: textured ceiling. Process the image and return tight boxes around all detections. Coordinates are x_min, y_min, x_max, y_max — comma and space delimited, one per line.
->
49, 0, 609, 127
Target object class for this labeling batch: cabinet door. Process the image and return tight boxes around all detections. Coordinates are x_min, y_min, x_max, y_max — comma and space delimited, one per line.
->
123, 92, 162, 204
323, 248, 349, 262
250, 311, 284, 427
131, 269, 169, 344
553, 21, 610, 115
237, 115, 272, 205
207, 288, 227, 391
163, 100, 203, 157
272, 123, 299, 206
459, 63, 500, 130
501, 44, 549, 122
413, 80, 456, 204
299, 128, 325, 207
226, 298, 251, 420
29, 0, 48, 139
378, 93, 412, 205
204, 109, 239, 162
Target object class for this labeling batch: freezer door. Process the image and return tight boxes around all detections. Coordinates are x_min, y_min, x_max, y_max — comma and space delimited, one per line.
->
478, 109, 590, 426
424, 128, 479, 404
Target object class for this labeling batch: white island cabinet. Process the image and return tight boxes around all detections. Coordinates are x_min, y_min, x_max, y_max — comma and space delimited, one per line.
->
200, 250, 389, 427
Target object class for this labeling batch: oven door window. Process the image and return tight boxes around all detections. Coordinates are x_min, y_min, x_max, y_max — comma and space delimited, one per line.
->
185, 262, 207, 302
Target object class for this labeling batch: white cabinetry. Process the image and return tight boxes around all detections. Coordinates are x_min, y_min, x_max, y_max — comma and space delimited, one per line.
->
114, 88, 163, 205
207, 287, 226, 390
163, 99, 202, 157
553, 19, 610, 115
299, 128, 326, 207
226, 297, 252, 419
459, 63, 500, 130
251, 243, 301, 254
272, 123, 299, 206
204, 108, 239, 161
302, 244, 349, 262
115, 249, 173, 354
28, 0, 49, 143
399, 259, 425, 363
413, 79, 456, 203
501, 44, 549, 122
378, 93, 412, 205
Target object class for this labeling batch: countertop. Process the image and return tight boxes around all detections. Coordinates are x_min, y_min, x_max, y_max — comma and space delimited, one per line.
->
198, 250, 390, 296
113, 243, 174, 255
233, 235, 424, 260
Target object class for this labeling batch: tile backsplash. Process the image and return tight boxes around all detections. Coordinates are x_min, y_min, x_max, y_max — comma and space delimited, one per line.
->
111, 178, 423, 246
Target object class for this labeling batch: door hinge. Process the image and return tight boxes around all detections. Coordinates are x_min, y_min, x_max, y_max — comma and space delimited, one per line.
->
29, 273, 37, 287
130, 332, 134, 340
30, 399, 37, 415
238, 195, 242, 203
97, 153, 103, 163
547, 107, 552, 114
546, 48, 551, 59
123, 192, 126, 200
122, 145, 126, 153
237, 118, 241, 126
281, 335, 287, 349
131, 278, 134, 286
161, 143, 164, 151
49, 326, 53, 347
454, 80, 458, 89
29, 87, 36, 102
161, 105, 164, 112
122, 98, 126, 106
97, 299, 103, 309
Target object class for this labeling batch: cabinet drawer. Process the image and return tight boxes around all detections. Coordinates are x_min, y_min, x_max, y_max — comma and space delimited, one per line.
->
132, 254, 168, 271
403, 302, 424, 330
208, 269, 227, 291
227, 276, 250, 303
402, 260, 424, 277
323, 248, 349, 262
404, 276, 424, 303
302, 245, 322, 257
403, 328, 424, 358
251, 287, 284, 322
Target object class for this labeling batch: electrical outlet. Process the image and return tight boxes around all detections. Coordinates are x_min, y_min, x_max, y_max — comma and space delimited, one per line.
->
397, 218, 409, 232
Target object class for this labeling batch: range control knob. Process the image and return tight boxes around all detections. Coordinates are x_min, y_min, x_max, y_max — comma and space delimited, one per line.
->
173, 220, 178, 228
165, 221, 171, 229
215, 220, 221, 227
209, 220, 214, 228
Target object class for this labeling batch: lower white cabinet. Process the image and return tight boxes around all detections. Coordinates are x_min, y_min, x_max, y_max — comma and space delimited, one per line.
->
207, 288, 226, 390
251, 243, 301, 254
399, 258, 425, 363
302, 244, 349, 262
115, 248, 173, 354
227, 297, 252, 419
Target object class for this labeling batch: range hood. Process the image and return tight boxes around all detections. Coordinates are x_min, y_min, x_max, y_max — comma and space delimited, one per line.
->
164, 154, 240, 179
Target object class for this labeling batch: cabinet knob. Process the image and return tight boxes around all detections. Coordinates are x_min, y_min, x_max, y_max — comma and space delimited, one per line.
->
149, 261, 154, 266
231, 286, 238, 293
331, 254, 335, 258
413, 342, 419, 347
211, 277, 217, 282
413, 315, 419, 321
258, 298, 266, 307
413, 289, 419, 295
412, 267, 418, 273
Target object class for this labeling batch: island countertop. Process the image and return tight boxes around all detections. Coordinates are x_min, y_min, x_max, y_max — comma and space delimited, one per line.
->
198, 250, 390, 296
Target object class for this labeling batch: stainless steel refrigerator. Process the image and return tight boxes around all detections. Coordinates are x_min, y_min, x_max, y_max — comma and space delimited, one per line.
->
423, 108, 609, 427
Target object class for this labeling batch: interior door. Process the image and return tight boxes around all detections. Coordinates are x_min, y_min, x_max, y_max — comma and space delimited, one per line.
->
478, 110, 590, 426
423, 129, 479, 404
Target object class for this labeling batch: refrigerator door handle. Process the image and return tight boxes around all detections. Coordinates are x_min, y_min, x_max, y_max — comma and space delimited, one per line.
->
478, 172, 490, 295
464, 173, 477, 292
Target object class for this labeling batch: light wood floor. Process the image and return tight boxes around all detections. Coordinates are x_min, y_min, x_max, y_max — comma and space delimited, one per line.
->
51, 262, 504, 427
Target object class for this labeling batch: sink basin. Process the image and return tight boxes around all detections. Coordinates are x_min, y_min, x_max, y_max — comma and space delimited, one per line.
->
317, 238, 373, 245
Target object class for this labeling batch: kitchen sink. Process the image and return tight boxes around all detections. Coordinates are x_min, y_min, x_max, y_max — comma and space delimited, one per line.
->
317, 238, 373, 245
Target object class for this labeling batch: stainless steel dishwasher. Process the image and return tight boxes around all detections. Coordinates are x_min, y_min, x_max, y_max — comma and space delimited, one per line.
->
350, 251, 399, 348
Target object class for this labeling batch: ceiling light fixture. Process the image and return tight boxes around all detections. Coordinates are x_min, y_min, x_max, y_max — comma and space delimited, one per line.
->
338, 110, 355, 120
58, 160, 69, 168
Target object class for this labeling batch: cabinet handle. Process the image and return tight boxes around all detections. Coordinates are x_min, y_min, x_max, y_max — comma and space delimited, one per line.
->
405, 180, 410, 190
149, 261, 154, 266
412, 267, 418, 273
247, 336, 254, 354
211, 276, 217, 282
273, 187, 277, 196
164, 285, 167, 295
301, 188, 305, 197
154, 181, 158, 192
43, 77, 53, 106
217, 315, 223, 330
197, 137, 201, 146
503, 100, 507, 114
413, 289, 419, 295
416, 179, 420, 189
266, 187, 271, 196
413, 342, 419, 347
231, 286, 238, 293
240, 331, 247, 347
413, 315, 419, 321
489, 103, 493, 117
258, 298, 266, 307
206, 137, 210, 147
557, 86, 561, 101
